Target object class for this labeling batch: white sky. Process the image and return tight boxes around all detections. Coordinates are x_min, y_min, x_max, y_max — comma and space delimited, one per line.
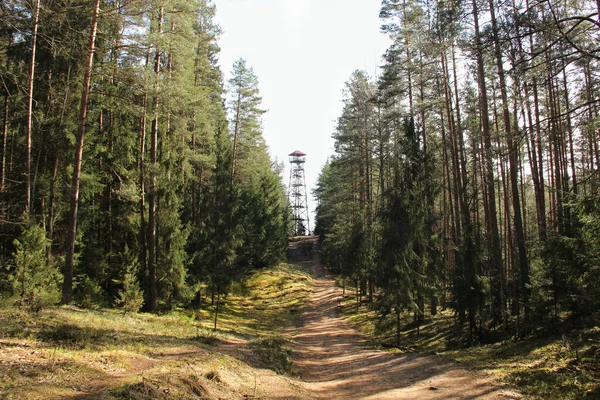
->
213, 0, 391, 231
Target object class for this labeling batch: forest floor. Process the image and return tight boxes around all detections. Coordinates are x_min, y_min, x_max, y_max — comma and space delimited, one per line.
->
2, 242, 593, 399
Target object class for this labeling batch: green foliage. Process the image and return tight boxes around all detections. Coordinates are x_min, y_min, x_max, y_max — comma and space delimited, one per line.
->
237, 167, 288, 270
0, 0, 287, 317
251, 336, 293, 374
74, 275, 106, 309
157, 191, 192, 310
9, 217, 60, 310
227, 58, 266, 174
577, 197, 600, 320
197, 125, 241, 293
115, 257, 144, 313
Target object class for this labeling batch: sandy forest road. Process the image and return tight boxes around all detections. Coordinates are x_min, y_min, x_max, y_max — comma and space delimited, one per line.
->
287, 259, 521, 400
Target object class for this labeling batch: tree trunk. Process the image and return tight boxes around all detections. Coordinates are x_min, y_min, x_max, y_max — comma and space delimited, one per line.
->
561, 66, 577, 194
46, 155, 59, 262
1, 94, 8, 193
213, 291, 220, 331
472, 0, 504, 323
0, 32, 11, 194
147, 6, 163, 312
62, 0, 101, 304
395, 306, 401, 348
25, 0, 40, 212
488, 0, 530, 310
532, 78, 547, 239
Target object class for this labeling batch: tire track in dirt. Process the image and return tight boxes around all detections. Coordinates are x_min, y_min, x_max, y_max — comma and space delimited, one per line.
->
288, 259, 521, 399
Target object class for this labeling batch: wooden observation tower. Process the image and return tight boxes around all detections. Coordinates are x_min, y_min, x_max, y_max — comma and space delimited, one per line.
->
288, 150, 310, 236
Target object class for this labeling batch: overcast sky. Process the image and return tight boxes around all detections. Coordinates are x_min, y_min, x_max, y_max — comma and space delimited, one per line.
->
213, 0, 391, 231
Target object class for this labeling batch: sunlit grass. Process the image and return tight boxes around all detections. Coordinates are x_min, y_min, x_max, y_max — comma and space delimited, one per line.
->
196, 263, 312, 336
0, 262, 313, 399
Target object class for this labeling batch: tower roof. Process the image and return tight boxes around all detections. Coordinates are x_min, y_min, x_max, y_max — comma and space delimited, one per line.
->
288, 150, 306, 157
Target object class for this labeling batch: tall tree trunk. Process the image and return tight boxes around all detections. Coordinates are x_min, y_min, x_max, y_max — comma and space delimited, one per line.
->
472, 0, 504, 323
532, 78, 547, 239
47, 65, 70, 253
561, 65, 577, 194
1, 95, 8, 193
147, 6, 163, 312
440, 54, 461, 241
547, 69, 564, 232
62, 0, 101, 304
25, 0, 40, 212
523, 83, 544, 240
488, 0, 530, 310
139, 94, 148, 292
0, 32, 11, 194
403, 0, 414, 116
418, 50, 427, 152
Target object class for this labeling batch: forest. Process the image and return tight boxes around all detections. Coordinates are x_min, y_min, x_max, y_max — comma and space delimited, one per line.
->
1, 0, 600, 398
1, 0, 599, 348
0, 0, 289, 314
314, 0, 600, 344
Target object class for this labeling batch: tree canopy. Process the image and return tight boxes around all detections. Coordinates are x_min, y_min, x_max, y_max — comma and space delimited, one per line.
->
0, 0, 288, 315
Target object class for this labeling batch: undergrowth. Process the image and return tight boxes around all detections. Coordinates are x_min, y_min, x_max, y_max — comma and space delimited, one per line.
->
251, 336, 294, 374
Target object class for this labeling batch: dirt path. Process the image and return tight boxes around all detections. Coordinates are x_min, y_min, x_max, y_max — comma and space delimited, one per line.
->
288, 259, 521, 400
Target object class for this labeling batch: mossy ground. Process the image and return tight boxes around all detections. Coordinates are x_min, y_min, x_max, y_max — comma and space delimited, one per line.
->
196, 263, 312, 336
0, 263, 312, 399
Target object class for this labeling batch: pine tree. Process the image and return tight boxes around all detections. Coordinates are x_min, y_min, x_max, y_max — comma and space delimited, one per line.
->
10, 215, 60, 310
227, 58, 266, 181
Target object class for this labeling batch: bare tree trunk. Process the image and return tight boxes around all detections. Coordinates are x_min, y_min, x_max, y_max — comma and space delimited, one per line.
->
139, 93, 147, 291
47, 65, 70, 256
584, 61, 600, 173
1, 95, 8, 193
0, 32, 11, 194
547, 70, 564, 231
532, 78, 547, 239
419, 50, 427, 152
472, 0, 504, 323
62, 0, 101, 304
561, 66, 577, 194
488, 0, 530, 310
523, 83, 545, 239
147, 6, 163, 312
440, 55, 461, 241
191, 134, 197, 220
213, 291, 220, 331
25, 0, 40, 212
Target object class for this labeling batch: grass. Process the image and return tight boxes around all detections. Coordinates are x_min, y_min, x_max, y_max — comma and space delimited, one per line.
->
196, 263, 312, 336
0, 263, 313, 399
337, 293, 600, 399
